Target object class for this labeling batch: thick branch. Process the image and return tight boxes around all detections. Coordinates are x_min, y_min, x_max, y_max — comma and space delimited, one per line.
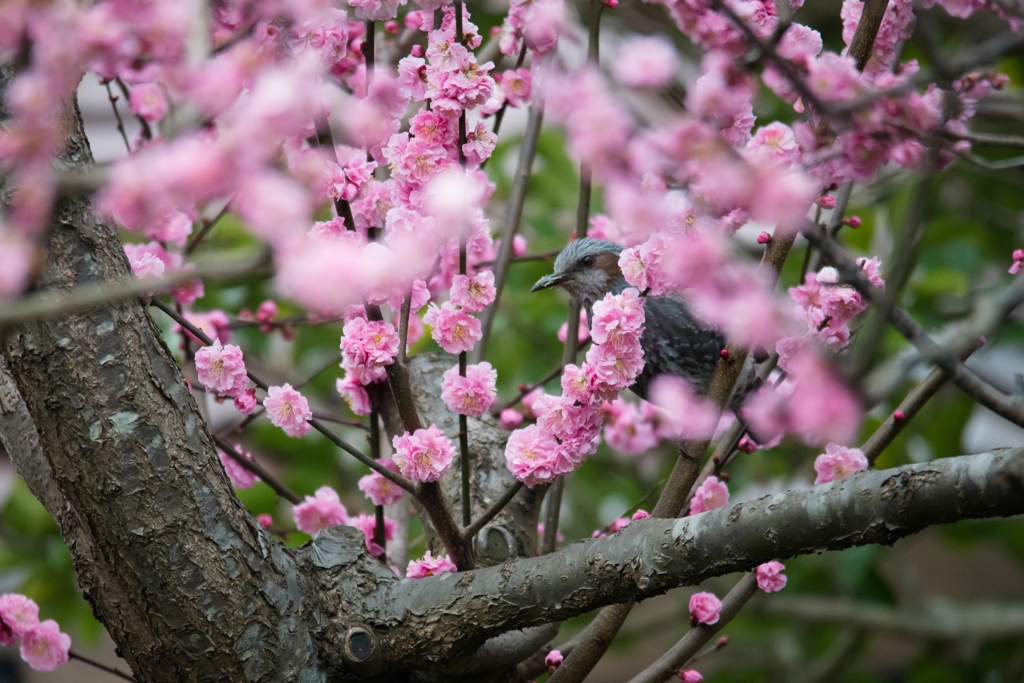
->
383, 449, 1024, 665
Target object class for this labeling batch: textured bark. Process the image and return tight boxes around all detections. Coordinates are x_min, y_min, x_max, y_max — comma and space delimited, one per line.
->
0, 82, 324, 682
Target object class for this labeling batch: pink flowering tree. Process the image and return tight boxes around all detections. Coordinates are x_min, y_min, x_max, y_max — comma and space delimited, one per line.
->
0, 0, 1023, 681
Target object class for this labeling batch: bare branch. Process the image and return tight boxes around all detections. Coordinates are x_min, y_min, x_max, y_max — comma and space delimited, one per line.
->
627, 572, 759, 683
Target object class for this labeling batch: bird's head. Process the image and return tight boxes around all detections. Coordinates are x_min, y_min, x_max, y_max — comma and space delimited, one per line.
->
531, 238, 625, 312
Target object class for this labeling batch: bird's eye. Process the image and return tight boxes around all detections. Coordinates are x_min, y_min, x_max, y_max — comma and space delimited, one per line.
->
581, 255, 596, 268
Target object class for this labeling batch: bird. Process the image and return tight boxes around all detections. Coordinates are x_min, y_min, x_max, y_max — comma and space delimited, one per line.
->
531, 237, 727, 400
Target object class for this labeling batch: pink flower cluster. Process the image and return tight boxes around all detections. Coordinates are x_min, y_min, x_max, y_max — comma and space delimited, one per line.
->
813, 444, 868, 484
423, 300, 484, 354
441, 362, 497, 417
744, 350, 862, 446
358, 459, 405, 506
195, 340, 249, 398
123, 242, 204, 306
784, 259, 883, 354
0, 594, 71, 672
546, 649, 563, 673
679, 670, 704, 683
336, 315, 400, 416
505, 289, 647, 486
264, 383, 312, 438
690, 476, 730, 516
293, 486, 348, 535
756, 561, 788, 593
406, 551, 458, 578
392, 424, 456, 483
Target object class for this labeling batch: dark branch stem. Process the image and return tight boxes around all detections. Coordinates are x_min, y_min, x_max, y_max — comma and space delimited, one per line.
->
805, 226, 1024, 428
103, 81, 132, 153
861, 341, 981, 464
491, 363, 564, 416
211, 435, 302, 505
626, 572, 759, 683
474, 104, 546, 361
462, 481, 525, 539
150, 299, 413, 489
184, 201, 231, 255
70, 650, 137, 682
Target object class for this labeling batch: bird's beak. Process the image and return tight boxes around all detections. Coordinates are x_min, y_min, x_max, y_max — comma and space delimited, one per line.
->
531, 273, 569, 293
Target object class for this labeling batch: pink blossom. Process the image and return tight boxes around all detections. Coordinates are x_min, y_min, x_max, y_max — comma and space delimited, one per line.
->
146, 210, 193, 245
679, 670, 704, 683
777, 23, 822, 65
358, 460, 406, 506
545, 649, 563, 672
1012, 251, 1024, 275
505, 423, 562, 486
450, 270, 496, 312
500, 68, 531, 106
123, 241, 168, 279
813, 443, 868, 484
327, 146, 376, 201
348, 0, 405, 21
406, 551, 458, 578
499, 408, 524, 430
19, 620, 70, 672
689, 591, 723, 625
609, 517, 632, 532
234, 388, 257, 415
561, 363, 598, 406
746, 122, 802, 167
585, 339, 645, 392
857, 256, 885, 287
441, 362, 497, 417
603, 399, 658, 455
423, 301, 483, 353
341, 317, 399, 370
293, 486, 348, 534
392, 424, 456, 482
619, 235, 669, 296
689, 476, 729, 515
264, 384, 312, 438
337, 376, 373, 416
756, 561, 788, 592
0, 594, 39, 645
257, 514, 274, 529
182, 310, 231, 344
649, 375, 720, 440
590, 288, 646, 346
195, 340, 248, 397
349, 513, 397, 557
128, 83, 168, 122
463, 122, 497, 167
631, 509, 651, 521
612, 36, 680, 88
521, 387, 545, 418
218, 448, 259, 489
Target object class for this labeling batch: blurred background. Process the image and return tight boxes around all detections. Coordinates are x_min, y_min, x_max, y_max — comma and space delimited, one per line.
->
2, 0, 1024, 680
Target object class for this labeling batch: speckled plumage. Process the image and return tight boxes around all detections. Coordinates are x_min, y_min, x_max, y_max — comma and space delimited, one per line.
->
534, 238, 726, 399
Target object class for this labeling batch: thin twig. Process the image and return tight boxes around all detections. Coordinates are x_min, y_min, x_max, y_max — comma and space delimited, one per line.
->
626, 573, 759, 683
491, 363, 564, 416
184, 201, 232, 255
70, 650, 136, 682
861, 341, 981, 463
212, 435, 302, 505
805, 225, 1024, 427
462, 481, 525, 539
151, 299, 414, 489
103, 81, 132, 154
474, 104, 546, 361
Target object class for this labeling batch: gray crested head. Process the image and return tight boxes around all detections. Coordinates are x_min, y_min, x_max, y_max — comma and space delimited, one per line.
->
531, 238, 626, 316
